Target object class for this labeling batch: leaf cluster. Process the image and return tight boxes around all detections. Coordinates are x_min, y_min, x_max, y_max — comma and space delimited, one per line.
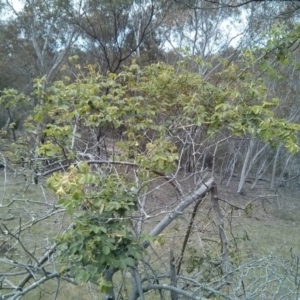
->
49, 162, 142, 282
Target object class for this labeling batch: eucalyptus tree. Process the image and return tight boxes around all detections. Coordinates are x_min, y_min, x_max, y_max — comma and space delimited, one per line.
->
1, 0, 77, 90
61, 0, 170, 73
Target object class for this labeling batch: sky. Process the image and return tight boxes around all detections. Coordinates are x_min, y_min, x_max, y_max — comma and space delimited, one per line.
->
2, 0, 248, 52
1, 0, 23, 20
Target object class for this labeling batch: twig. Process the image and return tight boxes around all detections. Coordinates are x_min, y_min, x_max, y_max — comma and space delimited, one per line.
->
177, 195, 206, 275
143, 284, 205, 299
210, 182, 232, 280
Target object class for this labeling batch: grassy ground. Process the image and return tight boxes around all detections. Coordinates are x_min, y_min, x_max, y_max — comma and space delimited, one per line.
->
0, 168, 300, 299
0, 170, 94, 299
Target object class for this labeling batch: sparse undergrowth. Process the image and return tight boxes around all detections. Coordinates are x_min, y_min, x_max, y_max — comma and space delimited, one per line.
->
0, 169, 299, 299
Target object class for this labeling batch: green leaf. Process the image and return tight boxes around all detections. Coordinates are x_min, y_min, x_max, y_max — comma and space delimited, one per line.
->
102, 245, 110, 255
99, 279, 112, 294
98, 226, 107, 233
123, 257, 135, 267
251, 105, 262, 115
78, 162, 90, 174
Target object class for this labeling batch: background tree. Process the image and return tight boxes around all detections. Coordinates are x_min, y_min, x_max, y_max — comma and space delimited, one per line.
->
61, 0, 169, 73
3, 0, 77, 89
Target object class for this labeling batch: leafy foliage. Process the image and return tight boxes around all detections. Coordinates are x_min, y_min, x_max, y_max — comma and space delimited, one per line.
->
48, 162, 142, 283
29, 56, 300, 285
2, 46, 300, 294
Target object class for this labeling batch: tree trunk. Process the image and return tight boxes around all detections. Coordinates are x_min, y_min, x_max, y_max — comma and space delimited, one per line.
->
270, 145, 281, 190
237, 139, 253, 194
237, 140, 268, 194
